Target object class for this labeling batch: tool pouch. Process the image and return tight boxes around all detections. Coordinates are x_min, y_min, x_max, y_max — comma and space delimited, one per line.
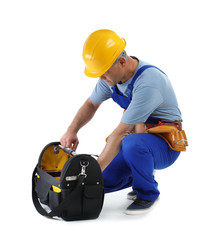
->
147, 126, 188, 151
32, 142, 104, 221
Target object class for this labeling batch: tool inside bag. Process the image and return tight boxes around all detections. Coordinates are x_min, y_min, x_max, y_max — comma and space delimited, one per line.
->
32, 142, 104, 221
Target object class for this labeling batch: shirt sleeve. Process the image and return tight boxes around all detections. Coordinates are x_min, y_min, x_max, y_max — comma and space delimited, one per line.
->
120, 86, 163, 125
89, 80, 112, 104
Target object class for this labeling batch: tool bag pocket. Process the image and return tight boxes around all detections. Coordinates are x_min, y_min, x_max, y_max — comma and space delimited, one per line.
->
32, 142, 104, 221
83, 185, 104, 219
48, 189, 61, 210
147, 126, 188, 151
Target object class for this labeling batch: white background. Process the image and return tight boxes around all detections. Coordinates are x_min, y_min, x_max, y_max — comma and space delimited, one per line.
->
0, 0, 222, 239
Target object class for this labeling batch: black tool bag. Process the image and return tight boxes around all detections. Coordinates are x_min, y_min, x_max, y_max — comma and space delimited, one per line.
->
32, 142, 104, 221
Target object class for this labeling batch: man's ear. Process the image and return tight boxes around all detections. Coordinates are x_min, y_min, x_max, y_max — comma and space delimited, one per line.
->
119, 57, 127, 67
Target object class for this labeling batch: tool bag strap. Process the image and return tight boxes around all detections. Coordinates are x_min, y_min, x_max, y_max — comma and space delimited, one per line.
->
32, 165, 85, 219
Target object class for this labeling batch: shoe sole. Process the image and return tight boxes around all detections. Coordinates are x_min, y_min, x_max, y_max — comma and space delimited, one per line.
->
125, 197, 160, 215
127, 195, 137, 201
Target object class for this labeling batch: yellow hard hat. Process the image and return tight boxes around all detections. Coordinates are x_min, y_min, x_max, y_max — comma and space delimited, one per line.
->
82, 29, 126, 78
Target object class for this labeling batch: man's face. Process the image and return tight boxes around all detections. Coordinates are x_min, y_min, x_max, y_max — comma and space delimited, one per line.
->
99, 58, 125, 86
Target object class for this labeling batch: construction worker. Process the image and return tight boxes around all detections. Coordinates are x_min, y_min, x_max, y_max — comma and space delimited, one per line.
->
60, 29, 186, 215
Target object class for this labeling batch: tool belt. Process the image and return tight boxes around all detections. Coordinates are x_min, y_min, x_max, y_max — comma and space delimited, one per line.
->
32, 142, 104, 221
146, 121, 188, 151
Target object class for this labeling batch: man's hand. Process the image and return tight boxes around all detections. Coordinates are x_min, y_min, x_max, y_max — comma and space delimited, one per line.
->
60, 128, 79, 150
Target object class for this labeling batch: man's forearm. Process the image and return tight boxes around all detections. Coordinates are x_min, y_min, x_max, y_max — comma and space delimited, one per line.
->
68, 98, 100, 133
97, 122, 134, 171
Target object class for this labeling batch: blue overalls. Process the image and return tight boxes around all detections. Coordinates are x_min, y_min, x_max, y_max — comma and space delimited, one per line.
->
102, 65, 180, 201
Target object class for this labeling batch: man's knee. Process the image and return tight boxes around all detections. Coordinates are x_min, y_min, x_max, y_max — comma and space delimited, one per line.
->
122, 134, 137, 153
121, 133, 150, 156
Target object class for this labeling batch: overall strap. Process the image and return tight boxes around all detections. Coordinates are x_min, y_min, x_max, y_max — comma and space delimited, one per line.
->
110, 64, 166, 110
130, 65, 166, 88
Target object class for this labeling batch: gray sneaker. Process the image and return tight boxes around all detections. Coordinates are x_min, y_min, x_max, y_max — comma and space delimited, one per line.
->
127, 190, 137, 200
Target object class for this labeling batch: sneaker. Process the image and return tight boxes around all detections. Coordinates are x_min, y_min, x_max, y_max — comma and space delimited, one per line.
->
127, 190, 137, 200
125, 197, 158, 215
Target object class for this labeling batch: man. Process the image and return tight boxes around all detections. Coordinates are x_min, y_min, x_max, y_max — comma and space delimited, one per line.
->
60, 29, 185, 215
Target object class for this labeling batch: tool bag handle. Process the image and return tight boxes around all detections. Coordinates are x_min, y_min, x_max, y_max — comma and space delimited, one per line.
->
32, 165, 85, 219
